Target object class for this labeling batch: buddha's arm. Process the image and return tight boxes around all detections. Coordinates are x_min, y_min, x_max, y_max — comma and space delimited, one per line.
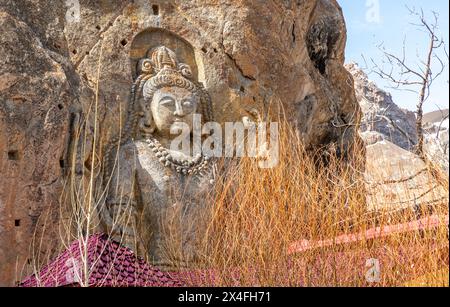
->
103, 146, 138, 239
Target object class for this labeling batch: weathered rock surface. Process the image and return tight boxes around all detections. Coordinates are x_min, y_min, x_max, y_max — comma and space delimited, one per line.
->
0, 0, 361, 286
423, 110, 449, 174
62, 0, 361, 158
0, 2, 82, 286
365, 140, 447, 211
346, 63, 417, 151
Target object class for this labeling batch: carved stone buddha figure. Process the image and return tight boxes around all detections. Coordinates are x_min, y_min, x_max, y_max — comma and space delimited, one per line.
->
102, 46, 215, 270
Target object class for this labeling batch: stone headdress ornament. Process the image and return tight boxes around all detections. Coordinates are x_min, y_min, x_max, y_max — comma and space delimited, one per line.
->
104, 46, 214, 180
123, 46, 213, 140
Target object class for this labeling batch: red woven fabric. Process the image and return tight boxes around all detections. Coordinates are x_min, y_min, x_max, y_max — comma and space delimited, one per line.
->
20, 234, 184, 287
20, 215, 448, 287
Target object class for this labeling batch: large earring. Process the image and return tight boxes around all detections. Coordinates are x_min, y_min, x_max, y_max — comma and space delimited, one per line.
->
139, 102, 155, 138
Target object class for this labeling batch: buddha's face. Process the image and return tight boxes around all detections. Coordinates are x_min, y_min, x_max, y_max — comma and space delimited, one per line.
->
149, 86, 199, 138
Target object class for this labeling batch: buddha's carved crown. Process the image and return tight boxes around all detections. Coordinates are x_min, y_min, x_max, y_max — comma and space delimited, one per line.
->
152, 46, 177, 70
134, 45, 213, 123
138, 46, 193, 80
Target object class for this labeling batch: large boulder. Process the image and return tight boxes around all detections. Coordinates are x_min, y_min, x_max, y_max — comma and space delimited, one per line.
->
0, 0, 361, 286
346, 64, 448, 211
365, 140, 447, 211
423, 110, 449, 174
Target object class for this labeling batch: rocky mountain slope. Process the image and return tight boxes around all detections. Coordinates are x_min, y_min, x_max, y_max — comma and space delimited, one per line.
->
346, 62, 449, 173
346, 63, 448, 211
345, 62, 418, 151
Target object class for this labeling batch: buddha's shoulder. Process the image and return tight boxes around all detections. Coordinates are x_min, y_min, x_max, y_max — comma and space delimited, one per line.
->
118, 140, 149, 151
112, 140, 150, 160
122, 140, 160, 162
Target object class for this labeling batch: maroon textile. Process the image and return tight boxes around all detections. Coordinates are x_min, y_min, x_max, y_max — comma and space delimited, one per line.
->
20, 234, 184, 287
20, 215, 449, 287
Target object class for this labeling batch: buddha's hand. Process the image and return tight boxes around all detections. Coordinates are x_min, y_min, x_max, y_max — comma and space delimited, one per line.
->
103, 199, 138, 237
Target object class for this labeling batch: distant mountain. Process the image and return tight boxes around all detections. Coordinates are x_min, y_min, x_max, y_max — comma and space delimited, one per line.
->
423, 109, 449, 125
346, 62, 449, 174
346, 63, 418, 151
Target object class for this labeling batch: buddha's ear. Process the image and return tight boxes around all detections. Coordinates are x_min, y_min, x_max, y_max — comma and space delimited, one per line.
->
139, 102, 156, 138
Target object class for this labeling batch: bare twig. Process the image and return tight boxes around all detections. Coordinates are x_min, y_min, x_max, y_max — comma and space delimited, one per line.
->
369, 7, 447, 160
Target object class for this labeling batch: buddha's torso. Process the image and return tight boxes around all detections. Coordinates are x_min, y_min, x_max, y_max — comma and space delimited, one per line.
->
122, 140, 215, 269
104, 45, 217, 270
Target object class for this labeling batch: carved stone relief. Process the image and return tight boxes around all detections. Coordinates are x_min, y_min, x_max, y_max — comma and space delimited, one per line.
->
102, 33, 215, 269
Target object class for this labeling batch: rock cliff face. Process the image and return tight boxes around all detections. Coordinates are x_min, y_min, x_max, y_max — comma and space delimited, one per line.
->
0, 0, 360, 286
346, 63, 417, 151
0, 1, 80, 287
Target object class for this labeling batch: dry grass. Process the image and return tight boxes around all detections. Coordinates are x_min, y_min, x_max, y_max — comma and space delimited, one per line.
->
19, 43, 139, 287
18, 46, 448, 286
179, 119, 450, 287
21, 109, 448, 287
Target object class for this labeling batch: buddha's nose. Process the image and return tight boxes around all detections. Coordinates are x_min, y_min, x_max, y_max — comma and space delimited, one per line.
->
173, 102, 185, 117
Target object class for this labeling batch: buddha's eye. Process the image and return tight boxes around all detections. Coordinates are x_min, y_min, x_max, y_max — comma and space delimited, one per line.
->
159, 97, 175, 107
183, 100, 193, 108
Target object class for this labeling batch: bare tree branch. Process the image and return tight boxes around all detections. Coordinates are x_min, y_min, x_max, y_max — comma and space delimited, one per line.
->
368, 6, 448, 160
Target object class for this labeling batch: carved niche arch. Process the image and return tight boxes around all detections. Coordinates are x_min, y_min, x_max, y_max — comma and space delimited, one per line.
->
130, 28, 199, 81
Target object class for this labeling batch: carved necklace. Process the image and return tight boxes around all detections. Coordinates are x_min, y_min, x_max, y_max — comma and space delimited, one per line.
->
144, 137, 211, 177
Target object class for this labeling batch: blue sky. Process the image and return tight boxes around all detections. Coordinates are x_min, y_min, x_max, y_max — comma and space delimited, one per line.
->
340, 0, 449, 113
